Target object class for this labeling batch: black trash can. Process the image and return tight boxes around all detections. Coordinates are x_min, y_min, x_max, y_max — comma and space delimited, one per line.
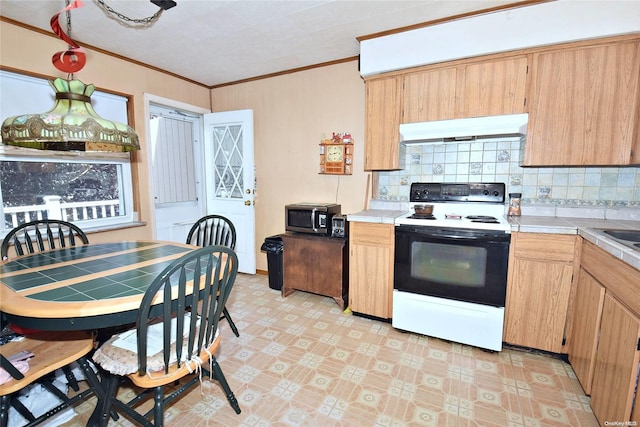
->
261, 235, 284, 290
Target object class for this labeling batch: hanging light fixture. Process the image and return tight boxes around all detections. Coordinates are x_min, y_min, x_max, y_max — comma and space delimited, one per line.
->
1, 0, 140, 152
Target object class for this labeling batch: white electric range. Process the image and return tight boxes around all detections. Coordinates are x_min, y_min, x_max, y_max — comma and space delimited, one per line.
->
392, 182, 512, 351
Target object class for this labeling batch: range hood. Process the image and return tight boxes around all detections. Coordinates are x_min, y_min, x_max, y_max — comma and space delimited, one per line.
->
399, 113, 528, 144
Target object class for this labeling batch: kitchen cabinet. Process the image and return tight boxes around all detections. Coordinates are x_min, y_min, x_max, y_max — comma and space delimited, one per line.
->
364, 76, 405, 170
566, 268, 604, 394
401, 56, 528, 123
281, 233, 348, 309
590, 293, 640, 425
348, 221, 394, 319
504, 232, 577, 353
568, 239, 640, 425
460, 57, 528, 118
363, 35, 639, 170
524, 39, 640, 166
402, 67, 458, 123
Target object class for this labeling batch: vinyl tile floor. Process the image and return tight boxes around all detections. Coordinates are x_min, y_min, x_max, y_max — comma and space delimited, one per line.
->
62, 273, 599, 426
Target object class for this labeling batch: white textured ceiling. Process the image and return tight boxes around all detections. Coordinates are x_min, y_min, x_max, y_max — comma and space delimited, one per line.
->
0, 0, 522, 87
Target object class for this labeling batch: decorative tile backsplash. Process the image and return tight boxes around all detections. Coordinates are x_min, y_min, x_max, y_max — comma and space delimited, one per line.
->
376, 138, 640, 209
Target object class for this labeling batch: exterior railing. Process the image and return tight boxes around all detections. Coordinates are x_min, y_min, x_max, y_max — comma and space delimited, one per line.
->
4, 196, 120, 228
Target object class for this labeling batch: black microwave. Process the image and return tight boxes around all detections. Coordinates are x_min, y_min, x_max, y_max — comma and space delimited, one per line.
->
285, 203, 341, 235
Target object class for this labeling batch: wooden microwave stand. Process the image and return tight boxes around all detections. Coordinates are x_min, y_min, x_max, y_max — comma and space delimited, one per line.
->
280, 232, 348, 310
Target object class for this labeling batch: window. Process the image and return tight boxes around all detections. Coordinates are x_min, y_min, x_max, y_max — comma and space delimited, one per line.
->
0, 155, 134, 232
0, 70, 137, 235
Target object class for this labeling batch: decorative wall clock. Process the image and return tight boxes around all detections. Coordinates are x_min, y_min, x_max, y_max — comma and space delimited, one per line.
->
319, 133, 353, 175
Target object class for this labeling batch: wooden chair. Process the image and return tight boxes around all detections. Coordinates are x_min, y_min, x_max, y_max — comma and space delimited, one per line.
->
92, 246, 242, 426
186, 215, 239, 337
1, 219, 89, 261
0, 331, 102, 427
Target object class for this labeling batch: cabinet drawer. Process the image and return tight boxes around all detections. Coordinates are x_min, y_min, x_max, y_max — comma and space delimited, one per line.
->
350, 222, 394, 246
581, 240, 640, 317
512, 233, 576, 262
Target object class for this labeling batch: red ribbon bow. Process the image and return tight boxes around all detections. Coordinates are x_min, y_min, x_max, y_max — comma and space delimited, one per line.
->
51, 0, 86, 73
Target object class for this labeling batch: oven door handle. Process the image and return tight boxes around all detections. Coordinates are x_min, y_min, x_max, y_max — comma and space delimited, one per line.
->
396, 226, 510, 241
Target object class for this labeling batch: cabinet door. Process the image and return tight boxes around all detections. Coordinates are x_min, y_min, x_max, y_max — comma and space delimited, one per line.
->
349, 222, 394, 318
525, 40, 640, 166
364, 77, 403, 170
567, 268, 605, 394
504, 258, 573, 353
402, 67, 458, 123
307, 239, 345, 298
460, 57, 528, 117
590, 294, 640, 424
282, 236, 308, 288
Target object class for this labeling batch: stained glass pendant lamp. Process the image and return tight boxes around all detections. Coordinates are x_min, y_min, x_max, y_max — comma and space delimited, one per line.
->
0, 0, 140, 152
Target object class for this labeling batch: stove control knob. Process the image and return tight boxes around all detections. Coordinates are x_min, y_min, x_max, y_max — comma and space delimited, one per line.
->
493, 191, 500, 197
483, 190, 489, 196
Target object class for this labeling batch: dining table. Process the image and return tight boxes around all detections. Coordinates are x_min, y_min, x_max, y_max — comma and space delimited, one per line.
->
0, 240, 199, 331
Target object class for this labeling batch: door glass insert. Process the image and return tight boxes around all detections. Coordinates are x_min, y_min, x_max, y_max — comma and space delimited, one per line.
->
212, 124, 243, 199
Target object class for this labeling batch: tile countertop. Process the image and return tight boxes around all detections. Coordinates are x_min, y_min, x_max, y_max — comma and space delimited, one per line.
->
348, 203, 640, 271
511, 215, 640, 270
347, 209, 408, 224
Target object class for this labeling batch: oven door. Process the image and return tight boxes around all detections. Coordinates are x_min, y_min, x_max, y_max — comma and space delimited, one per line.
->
394, 225, 510, 307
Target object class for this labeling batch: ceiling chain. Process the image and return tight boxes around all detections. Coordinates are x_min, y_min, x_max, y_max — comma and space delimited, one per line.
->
95, 0, 164, 26
66, 0, 72, 40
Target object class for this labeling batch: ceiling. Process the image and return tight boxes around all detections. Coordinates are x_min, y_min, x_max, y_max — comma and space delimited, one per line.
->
0, 0, 524, 87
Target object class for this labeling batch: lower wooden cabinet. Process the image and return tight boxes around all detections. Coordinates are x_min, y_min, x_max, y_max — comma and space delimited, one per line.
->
567, 268, 604, 394
504, 233, 577, 353
281, 233, 348, 309
348, 221, 394, 319
590, 293, 640, 424
568, 240, 640, 426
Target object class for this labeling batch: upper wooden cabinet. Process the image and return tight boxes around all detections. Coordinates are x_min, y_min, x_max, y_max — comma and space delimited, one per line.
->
363, 35, 640, 170
402, 57, 528, 123
524, 39, 640, 166
402, 67, 458, 123
364, 76, 404, 170
460, 57, 528, 118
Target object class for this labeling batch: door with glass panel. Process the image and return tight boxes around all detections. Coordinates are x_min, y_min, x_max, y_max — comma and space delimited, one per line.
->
150, 104, 205, 242
204, 109, 256, 274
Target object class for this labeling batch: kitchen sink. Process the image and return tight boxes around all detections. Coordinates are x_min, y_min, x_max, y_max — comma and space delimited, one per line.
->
601, 229, 640, 242
593, 228, 640, 252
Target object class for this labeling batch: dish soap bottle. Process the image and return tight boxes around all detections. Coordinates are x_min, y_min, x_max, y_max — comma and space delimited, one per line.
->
508, 193, 522, 216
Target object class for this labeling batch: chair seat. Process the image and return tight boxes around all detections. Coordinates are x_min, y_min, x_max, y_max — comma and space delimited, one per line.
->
0, 331, 94, 396
93, 325, 220, 388
129, 337, 220, 389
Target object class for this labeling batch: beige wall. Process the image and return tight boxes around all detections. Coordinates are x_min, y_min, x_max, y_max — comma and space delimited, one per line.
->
0, 21, 211, 244
2, 22, 369, 271
211, 61, 369, 271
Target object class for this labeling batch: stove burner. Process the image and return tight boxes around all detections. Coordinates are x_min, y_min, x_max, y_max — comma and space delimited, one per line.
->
466, 215, 500, 224
409, 214, 436, 220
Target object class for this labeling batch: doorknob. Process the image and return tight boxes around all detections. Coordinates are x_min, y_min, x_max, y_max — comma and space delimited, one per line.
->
244, 200, 251, 206
245, 189, 251, 194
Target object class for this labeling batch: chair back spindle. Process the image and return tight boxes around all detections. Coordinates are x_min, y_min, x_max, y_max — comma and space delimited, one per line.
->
1, 219, 88, 260
186, 215, 236, 250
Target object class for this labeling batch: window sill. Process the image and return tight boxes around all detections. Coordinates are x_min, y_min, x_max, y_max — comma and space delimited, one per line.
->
82, 221, 147, 234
